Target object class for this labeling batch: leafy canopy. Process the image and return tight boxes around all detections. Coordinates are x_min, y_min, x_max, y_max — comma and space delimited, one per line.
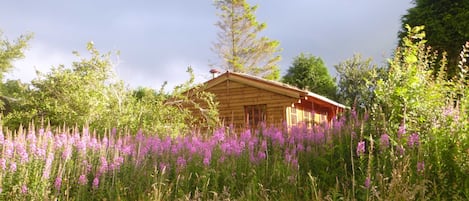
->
0, 41, 219, 135
334, 54, 385, 110
282, 53, 337, 100
0, 31, 32, 81
0, 31, 32, 111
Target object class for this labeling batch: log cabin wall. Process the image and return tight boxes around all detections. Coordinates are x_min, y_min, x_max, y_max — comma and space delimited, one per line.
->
287, 100, 330, 128
187, 71, 346, 133
205, 79, 298, 131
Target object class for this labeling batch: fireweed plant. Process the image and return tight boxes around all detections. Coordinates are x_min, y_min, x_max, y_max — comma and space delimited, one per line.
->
0, 107, 466, 200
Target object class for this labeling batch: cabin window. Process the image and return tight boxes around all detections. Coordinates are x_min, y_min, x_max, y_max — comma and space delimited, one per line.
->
291, 107, 297, 125
244, 104, 266, 127
303, 110, 311, 127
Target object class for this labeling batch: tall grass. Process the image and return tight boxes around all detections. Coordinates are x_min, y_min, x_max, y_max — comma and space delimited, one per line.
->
0, 109, 467, 200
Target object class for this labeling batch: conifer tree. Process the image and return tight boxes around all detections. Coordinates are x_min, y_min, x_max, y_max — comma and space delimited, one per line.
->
212, 0, 281, 80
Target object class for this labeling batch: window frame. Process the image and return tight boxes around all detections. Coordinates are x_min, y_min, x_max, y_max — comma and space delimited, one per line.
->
244, 104, 267, 128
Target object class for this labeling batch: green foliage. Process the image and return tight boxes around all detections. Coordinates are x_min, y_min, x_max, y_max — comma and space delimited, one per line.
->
0, 31, 32, 81
335, 54, 386, 110
399, 0, 469, 78
26, 42, 119, 131
0, 31, 32, 111
0, 42, 219, 135
0, 79, 36, 126
212, 0, 281, 80
375, 25, 450, 134
372, 26, 469, 198
282, 53, 337, 99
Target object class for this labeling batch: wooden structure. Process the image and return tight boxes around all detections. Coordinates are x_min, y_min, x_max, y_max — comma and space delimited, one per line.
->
192, 71, 346, 130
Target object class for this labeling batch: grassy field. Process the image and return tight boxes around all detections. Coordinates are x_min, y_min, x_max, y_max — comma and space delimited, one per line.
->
0, 110, 467, 200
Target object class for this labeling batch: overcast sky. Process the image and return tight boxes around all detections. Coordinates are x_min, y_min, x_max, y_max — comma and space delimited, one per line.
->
1, 0, 413, 90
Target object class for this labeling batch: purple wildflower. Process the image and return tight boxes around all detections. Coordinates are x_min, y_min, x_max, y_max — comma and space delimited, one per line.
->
35, 147, 46, 160
356, 141, 366, 156
396, 145, 405, 156
159, 162, 168, 172
21, 184, 28, 194
92, 177, 100, 189
0, 131, 4, 144
78, 174, 88, 185
203, 157, 210, 166
4, 141, 13, 158
271, 129, 285, 146
257, 151, 266, 160
417, 161, 425, 173
212, 129, 225, 142
98, 156, 108, 174
0, 158, 6, 170
312, 130, 325, 144
408, 133, 419, 148
55, 176, 62, 190
62, 145, 72, 161
9, 161, 17, 172
291, 158, 298, 168
43, 152, 54, 179
18, 146, 29, 163
176, 156, 186, 168
296, 141, 305, 152
398, 124, 406, 138
380, 134, 390, 148
364, 177, 371, 188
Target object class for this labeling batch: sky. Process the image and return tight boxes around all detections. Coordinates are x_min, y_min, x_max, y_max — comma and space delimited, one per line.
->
1, 0, 413, 90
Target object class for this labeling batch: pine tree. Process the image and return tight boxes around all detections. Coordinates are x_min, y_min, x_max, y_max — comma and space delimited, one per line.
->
212, 0, 281, 80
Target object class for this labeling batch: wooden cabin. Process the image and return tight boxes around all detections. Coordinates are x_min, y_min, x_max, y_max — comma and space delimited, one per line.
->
190, 71, 346, 130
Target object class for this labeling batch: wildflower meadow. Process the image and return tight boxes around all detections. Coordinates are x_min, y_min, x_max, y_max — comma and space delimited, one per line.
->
0, 106, 468, 201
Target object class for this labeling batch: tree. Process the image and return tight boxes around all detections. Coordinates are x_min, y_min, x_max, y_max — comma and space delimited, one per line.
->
0, 40, 218, 134
282, 53, 337, 99
0, 31, 32, 80
334, 54, 385, 110
0, 30, 32, 112
29, 42, 119, 130
399, 0, 469, 78
212, 0, 281, 80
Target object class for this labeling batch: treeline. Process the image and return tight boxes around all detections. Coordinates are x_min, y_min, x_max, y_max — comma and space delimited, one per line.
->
0, 37, 218, 135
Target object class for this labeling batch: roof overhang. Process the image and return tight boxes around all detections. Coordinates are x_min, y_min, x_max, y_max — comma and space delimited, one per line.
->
203, 71, 347, 109
205, 71, 305, 99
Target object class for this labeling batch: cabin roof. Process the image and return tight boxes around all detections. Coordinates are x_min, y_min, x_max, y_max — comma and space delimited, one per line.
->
204, 71, 347, 109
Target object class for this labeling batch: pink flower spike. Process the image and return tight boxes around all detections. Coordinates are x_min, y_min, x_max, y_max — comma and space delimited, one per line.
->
78, 174, 88, 185
408, 133, 419, 148
398, 124, 406, 138
356, 141, 366, 156
417, 161, 425, 173
0, 158, 6, 170
364, 177, 371, 188
21, 184, 28, 194
92, 177, 100, 189
55, 176, 62, 190
380, 134, 390, 148
9, 162, 17, 173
